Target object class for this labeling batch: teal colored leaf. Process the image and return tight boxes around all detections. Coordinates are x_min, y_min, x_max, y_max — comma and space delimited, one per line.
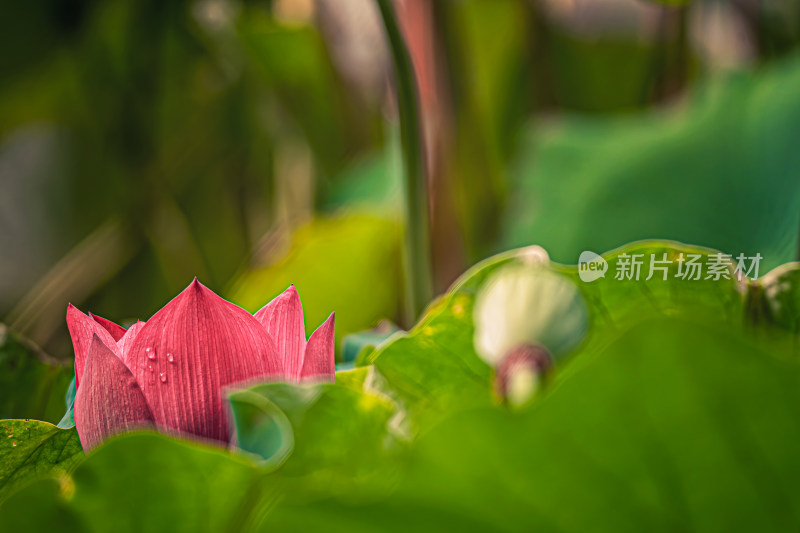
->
504, 56, 800, 273
57, 378, 76, 429
227, 389, 295, 469
0, 419, 83, 502
341, 321, 401, 364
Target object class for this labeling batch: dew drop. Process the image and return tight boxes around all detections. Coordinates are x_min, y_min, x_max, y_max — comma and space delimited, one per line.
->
159, 372, 167, 383
167, 353, 175, 363
148, 364, 154, 373
146, 347, 156, 360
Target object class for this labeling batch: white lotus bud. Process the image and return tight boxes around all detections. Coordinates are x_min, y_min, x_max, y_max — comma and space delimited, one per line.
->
474, 264, 589, 367
494, 344, 551, 408
516, 244, 550, 266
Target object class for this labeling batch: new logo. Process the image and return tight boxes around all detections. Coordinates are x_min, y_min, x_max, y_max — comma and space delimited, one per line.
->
578, 251, 608, 282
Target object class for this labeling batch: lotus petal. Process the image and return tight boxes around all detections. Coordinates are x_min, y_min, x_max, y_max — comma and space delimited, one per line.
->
74, 335, 155, 452
89, 313, 127, 342
254, 285, 306, 381
117, 320, 145, 363
67, 304, 121, 387
301, 313, 335, 382
126, 279, 280, 443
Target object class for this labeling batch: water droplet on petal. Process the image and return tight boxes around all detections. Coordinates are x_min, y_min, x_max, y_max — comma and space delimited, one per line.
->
167, 353, 174, 363
146, 347, 156, 360
159, 372, 167, 383
148, 364, 154, 373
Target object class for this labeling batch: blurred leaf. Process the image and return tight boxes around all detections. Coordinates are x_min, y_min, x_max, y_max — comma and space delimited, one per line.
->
0, 326, 73, 423
229, 214, 403, 343
504, 55, 800, 272
237, 13, 359, 174
0, 420, 82, 502
1, 0, 287, 351
228, 367, 400, 498
749, 262, 800, 355
322, 143, 403, 212
0, 432, 269, 533
267, 317, 800, 531
439, 0, 534, 257
758, 262, 800, 332
0, 479, 85, 532
0, 0, 86, 85
548, 31, 655, 112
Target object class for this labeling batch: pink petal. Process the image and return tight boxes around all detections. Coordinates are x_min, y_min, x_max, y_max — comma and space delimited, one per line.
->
254, 285, 306, 382
67, 304, 121, 387
301, 313, 335, 383
126, 279, 280, 443
89, 313, 127, 342
74, 335, 155, 452
117, 320, 145, 363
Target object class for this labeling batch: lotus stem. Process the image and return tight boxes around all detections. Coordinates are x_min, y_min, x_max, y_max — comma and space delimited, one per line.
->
375, 0, 434, 324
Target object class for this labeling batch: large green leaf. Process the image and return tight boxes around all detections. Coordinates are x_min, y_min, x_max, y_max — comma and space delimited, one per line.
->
0, 419, 83, 503
228, 367, 401, 499
504, 55, 800, 272
554, 241, 744, 356
360, 255, 500, 433
1, 243, 797, 530
0, 432, 270, 533
364, 240, 745, 433
267, 317, 800, 531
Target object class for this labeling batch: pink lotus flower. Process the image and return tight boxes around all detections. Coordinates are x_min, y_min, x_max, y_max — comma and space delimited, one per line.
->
67, 280, 334, 452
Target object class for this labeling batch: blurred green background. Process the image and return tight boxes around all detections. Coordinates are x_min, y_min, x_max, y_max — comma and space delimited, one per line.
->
1, 0, 799, 369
